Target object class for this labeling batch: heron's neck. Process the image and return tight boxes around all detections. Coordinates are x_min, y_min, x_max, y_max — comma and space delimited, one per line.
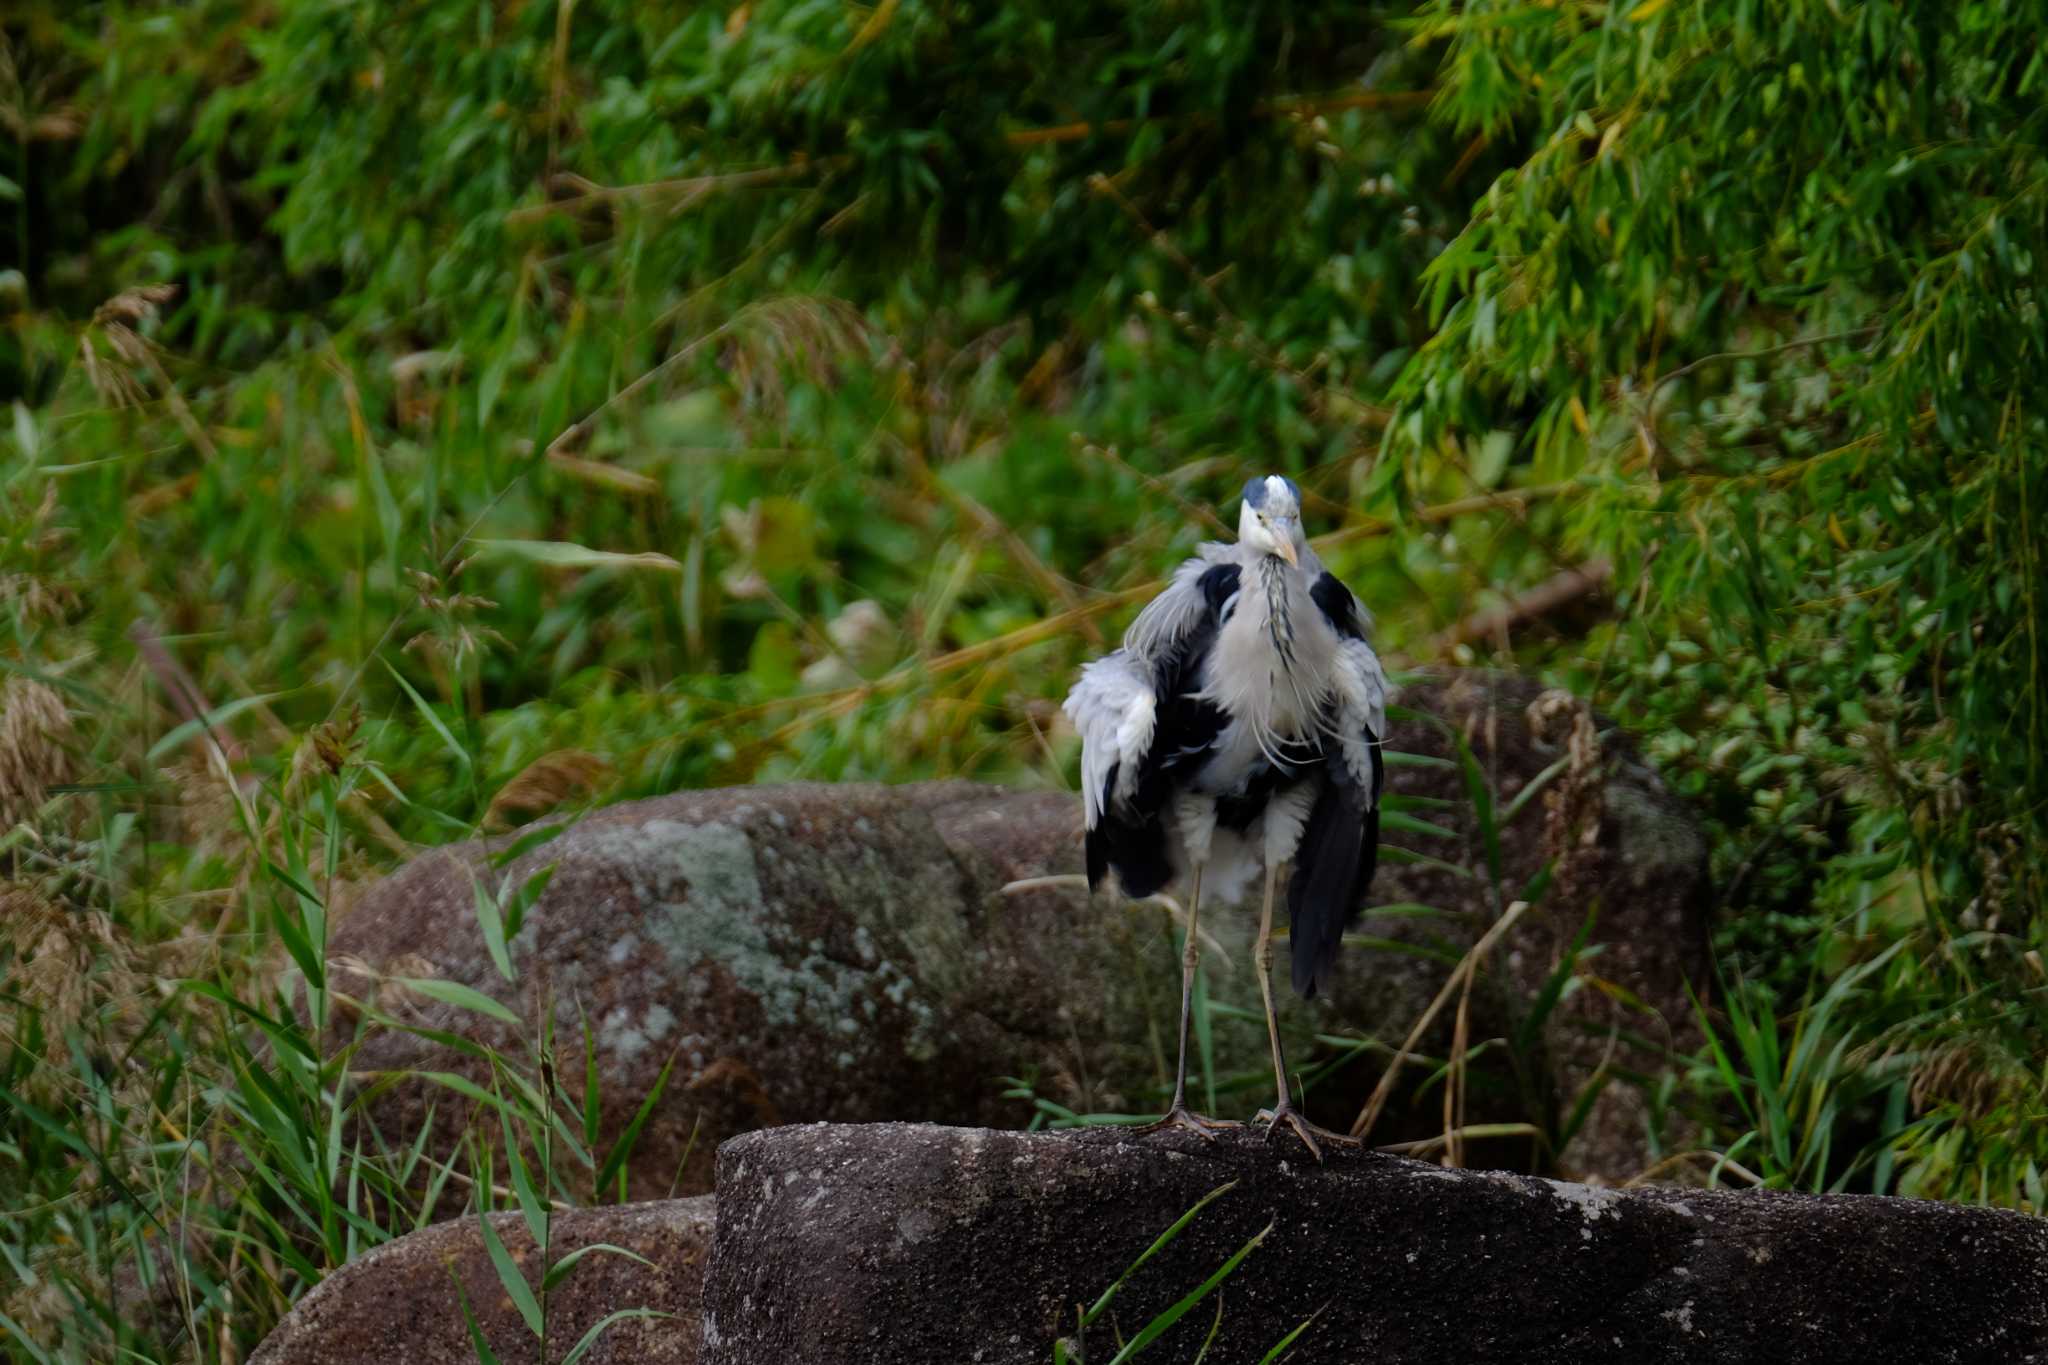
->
1257, 555, 1300, 673
1200, 554, 1328, 766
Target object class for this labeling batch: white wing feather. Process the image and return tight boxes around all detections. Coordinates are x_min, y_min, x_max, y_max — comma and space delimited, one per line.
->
1062, 652, 1155, 830
1331, 636, 1389, 804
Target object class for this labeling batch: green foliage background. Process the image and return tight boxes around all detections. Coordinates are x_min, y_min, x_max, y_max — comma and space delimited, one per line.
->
2, 0, 2046, 1357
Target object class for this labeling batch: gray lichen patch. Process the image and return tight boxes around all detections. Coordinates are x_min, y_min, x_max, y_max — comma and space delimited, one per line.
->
645, 1003, 677, 1042
1604, 780, 1707, 882
599, 816, 938, 1062
1545, 1178, 1625, 1223
895, 1208, 938, 1247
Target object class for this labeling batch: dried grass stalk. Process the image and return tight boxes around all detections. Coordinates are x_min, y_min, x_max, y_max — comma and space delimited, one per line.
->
0, 677, 72, 830
485, 749, 611, 830
0, 884, 145, 1098
1528, 687, 1604, 907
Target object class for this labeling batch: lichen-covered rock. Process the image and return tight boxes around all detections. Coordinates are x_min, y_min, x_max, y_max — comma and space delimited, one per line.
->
329, 671, 1707, 1195
334, 781, 1118, 1199
251, 1197, 712, 1365
702, 1123, 2048, 1365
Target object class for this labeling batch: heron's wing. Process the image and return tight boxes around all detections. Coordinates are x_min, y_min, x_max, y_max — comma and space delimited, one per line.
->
1069, 554, 1242, 824
1289, 572, 1388, 998
1062, 651, 1155, 832
1121, 544, 1240, 664
1307, 570, 1387, 799
1063, 553, 1242, 896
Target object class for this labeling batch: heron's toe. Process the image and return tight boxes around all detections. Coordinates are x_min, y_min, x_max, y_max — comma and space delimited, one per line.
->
1257, 1105, 1366, 1162
1139, 1106, 1241, 1141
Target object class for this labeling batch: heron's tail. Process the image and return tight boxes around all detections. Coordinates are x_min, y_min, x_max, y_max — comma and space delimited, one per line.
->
1287, 786, 1377, 998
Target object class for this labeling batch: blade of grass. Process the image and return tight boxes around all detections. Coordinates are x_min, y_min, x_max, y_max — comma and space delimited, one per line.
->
1379, 810, 1459, 840
561, 1309, 673, 1365
580, 1002, 603, 1150
383, 659, 473, 773
145, 692, 290, 763
1190, 1301, 1227, 1363
0, 1310, 56, 1364
471, 871, 515, 983
542, 1242, 657, 1293
500, 862, 557, 942
499, 1084, 550, 1249
1454, 733, 1503, 895
472, 538, 682, 573
597, 1049, 677, 1200
1498, 754, 1572, 829
394, 977, 521, 1027
1081, 1180, 1239, 1324
478, 1213, 544, 1338
1513, 903, 1599, 1059
450, 1270, 506, 1365
1104, 1220, 1274, 1364
1256, 1307, 1323, 1364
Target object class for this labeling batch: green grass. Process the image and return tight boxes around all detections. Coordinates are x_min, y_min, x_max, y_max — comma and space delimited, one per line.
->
6, 0, 2048, 1358
1053, 1180, 1318, 1365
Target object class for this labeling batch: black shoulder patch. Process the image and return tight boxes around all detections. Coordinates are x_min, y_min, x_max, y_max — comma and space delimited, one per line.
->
1310, 572, 1365, 641
1196, 563, 1241, 615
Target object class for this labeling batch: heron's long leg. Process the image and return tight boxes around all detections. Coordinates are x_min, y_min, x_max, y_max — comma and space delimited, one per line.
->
1251, 860, 1360, 1161
1168, 861, 1204, 1109
1138, 863, 1235, 1138
1251, 859, 1300, 1126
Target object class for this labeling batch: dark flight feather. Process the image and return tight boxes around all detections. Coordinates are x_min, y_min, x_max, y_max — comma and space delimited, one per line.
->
1287, 723, 1383, 999
1087, 760, 1174, 896
1284, 566, 1384, 996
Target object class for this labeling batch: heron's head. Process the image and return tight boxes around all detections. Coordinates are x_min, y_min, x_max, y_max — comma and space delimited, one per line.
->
1238, 474, 1306, 568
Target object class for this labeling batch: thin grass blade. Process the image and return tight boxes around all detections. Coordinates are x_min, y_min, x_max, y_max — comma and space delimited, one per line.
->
478, 1213, 544, 1338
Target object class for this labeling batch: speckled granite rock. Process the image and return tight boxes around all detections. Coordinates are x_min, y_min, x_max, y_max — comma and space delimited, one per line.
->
251, 1197, 712, 1365
328, 672, 1708, 1196
702, 1124, 2048, 1365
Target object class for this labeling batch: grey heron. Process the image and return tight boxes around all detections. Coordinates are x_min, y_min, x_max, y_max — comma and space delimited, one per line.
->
1063, 475, 1387, 1158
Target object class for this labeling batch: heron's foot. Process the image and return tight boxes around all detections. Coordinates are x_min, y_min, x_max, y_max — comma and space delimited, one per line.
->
1254, 1104, 1360, 1163
1137, 1105, 1241, 1140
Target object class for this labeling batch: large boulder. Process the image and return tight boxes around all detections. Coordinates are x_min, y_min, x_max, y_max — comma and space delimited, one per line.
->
329, 671, 1706, 1194
703, 1123, 2048, 1365
252, 1197, 712, 1365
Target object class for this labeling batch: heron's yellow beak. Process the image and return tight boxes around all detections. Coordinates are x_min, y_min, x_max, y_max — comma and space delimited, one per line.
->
1274, 537, 1299, 568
